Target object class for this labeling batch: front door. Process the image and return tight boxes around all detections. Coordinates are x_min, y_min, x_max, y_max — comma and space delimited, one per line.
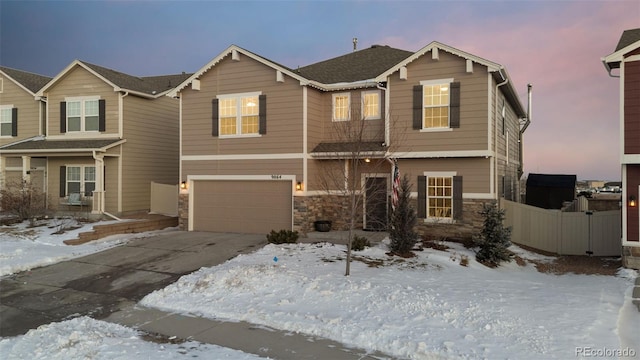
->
365, 177, 388, 231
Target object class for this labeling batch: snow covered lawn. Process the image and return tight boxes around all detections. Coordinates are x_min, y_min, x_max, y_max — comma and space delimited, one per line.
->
0, 217, 168, 277
141, 241, 640, 359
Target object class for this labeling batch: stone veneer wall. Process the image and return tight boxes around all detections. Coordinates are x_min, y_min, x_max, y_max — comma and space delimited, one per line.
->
294, 195, 363, 235
414, 198, 495, 242
623, 246, 640, 270
178, 193, 188, 231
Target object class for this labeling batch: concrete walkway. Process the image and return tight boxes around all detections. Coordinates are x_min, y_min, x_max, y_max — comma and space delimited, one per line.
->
1, 230, 391, 359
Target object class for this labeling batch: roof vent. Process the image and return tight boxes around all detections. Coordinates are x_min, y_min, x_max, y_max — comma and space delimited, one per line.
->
353, 37, 358, 52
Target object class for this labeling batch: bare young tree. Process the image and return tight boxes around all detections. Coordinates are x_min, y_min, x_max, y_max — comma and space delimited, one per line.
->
0, 178, 46, 223
314, 95, 407, 275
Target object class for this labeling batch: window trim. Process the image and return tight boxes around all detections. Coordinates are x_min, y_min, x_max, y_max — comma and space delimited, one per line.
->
361, 90, 381, 120
216, 91, 262, 138
0, 104, 13, 137
65, 165, 97, 197
423, 171, 457, 223
419, 78, 453, 131
332, 92, 351, 122
65, 96, 101, 133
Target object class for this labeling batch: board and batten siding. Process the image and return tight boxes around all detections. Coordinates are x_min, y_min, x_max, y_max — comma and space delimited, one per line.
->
180, 56, 304, 157
0, 75, 42, 146
44, 66, 119, 137
387, 50, 489, 153
121, 95, 180, 213
624, 58, 640, 155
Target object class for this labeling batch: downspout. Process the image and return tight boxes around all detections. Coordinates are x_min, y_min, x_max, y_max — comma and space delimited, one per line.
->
494, 68, 509, 206
518, 84, 532, 180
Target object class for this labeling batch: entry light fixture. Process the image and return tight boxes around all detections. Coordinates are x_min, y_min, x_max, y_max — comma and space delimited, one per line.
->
180, 181, 188, 190
296, 181, 303, 191
364, 158, 371, 163
630, 195, 637, 207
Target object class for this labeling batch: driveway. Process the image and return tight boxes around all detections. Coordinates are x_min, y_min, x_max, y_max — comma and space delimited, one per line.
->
0, 231, 267, 337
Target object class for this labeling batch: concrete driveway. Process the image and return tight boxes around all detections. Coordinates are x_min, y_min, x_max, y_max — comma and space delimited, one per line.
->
0, 231, 267, 337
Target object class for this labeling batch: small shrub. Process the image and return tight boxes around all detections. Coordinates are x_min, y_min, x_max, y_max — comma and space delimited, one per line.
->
351, 235, 371, 251
0, 179, 46, 221
473, 203, 512, 267
266, 229, 299, 244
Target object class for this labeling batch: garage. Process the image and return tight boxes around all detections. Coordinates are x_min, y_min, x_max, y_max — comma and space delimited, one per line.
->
192, 180, 292, 234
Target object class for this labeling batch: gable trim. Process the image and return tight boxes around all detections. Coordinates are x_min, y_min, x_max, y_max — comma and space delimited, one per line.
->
0, 69, 40, 97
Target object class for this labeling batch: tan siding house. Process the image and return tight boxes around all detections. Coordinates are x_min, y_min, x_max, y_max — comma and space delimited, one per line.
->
0, 60, 190, 217
173, 42, 529, 238
0, 67, 51, 192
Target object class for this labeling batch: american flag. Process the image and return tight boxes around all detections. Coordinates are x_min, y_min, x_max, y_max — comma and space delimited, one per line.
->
391, 159, 400, 211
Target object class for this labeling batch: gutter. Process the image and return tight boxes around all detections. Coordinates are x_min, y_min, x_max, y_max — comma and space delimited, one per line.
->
601, 58, 620, 78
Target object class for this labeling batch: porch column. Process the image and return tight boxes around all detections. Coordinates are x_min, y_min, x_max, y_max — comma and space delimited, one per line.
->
21, 156, 31, 182
0, 155, 5, 188
93, 154, 105, 214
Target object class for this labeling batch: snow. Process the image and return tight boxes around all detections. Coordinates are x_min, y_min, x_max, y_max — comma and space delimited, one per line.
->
0, 316, 266, 360
0, 217, 172, 277
1, 217, 638, 359
141, 241, 640, 359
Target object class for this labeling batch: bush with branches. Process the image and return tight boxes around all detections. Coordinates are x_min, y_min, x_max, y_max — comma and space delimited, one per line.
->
0, 179, 46, 222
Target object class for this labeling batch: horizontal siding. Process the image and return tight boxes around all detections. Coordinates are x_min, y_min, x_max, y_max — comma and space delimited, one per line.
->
182, 158, 302, 178
0, 76, 42, 146
121, 95, 180, 212
181, 56, 303, 156
306, 88, 325, 152
388, 50, 489, 153
397, 158, 491, 194
624, 60, 640, 154
44, 66, 119, 137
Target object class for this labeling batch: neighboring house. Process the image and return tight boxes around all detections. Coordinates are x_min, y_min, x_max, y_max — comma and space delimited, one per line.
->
171, 41, 529, 238
0, 60, 190, 217
525, 173, 576, 210
0, 67, 52, 192
603, 28, 640, 269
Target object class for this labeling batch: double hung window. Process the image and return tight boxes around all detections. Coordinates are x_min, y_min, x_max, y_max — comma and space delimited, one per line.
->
67, 166, 96, 197
332, 93, 350, 121
66, 97, 100, 132
362, 91, 381, 120
218, 93, 260, 136
0, 106, 13, 136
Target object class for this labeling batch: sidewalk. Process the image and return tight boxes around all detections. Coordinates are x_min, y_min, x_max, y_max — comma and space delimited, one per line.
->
104, 305, 390, 360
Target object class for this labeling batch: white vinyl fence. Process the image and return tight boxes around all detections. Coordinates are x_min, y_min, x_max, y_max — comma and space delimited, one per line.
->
150, 182, 178, 217
501, 199, 621, 256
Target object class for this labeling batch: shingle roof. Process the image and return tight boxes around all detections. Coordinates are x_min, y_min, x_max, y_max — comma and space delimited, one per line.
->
0, 66, 52, 94
615, 28, 640, 51
296, 45, 413, 83
311, 141, 387, 154
81, 61, 193, 95
0, 138, 122, 151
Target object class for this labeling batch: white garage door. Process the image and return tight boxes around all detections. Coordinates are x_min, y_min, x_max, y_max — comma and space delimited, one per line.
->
192, 180, 292, 234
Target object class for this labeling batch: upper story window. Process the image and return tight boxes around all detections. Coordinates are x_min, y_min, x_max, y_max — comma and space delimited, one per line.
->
61, 97, 105, 133
212, 92, 266, 138
0, 105, 16, 137
413, 79, 460, 130
332, 93, 350, 121
362, 90, 381, 120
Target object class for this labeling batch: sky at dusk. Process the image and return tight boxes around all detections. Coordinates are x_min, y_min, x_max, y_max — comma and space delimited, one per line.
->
1, 0, 638, 181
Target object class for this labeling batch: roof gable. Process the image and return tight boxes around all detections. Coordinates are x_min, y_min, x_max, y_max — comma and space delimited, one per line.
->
0, 66, 52, 95
37, 60, 192, 98
616, 28, 640, 51
603, 28, 640, 69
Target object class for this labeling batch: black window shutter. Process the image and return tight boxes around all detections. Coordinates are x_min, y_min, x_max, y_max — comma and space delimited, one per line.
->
417, 175, 426, 218
412, 85, 422, 130
11, 108, 17, 136
59, 166, 67, 197
211, 99, 219, 137
453, 175, 463, 220
60, 101, 66, 133
258, 94, 267, 135
98, 99, 106, 132
450, 82, 461, 128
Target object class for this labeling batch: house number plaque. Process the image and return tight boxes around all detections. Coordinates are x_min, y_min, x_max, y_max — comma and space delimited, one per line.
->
271, 175, 282, 179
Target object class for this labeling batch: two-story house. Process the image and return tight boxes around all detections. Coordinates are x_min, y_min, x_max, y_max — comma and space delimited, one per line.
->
603, 28, 640, 269
0, 60, 190, 217
171, 41, 528, 238
0, 67, 52, 193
